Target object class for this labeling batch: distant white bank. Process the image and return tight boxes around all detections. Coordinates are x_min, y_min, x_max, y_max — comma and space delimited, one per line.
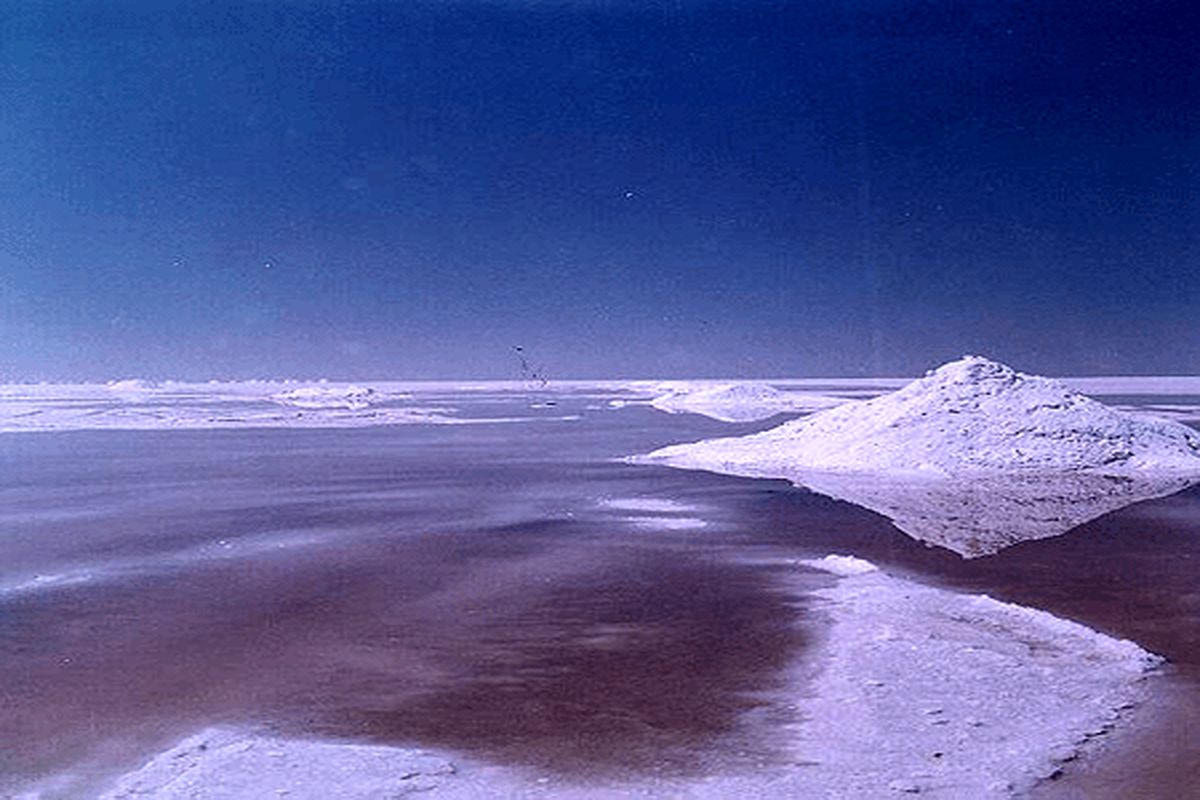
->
639, 356, 1200, 477
0, 381, 571, 432
270, 384, 384, 410
649, 382, 847, 422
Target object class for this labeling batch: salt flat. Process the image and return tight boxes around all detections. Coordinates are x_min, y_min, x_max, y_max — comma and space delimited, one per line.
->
3, 369, 1199, 799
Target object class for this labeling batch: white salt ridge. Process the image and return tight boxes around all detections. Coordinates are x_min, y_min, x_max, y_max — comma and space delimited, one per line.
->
641, 356, 1200, 476
650, 383, 846, 422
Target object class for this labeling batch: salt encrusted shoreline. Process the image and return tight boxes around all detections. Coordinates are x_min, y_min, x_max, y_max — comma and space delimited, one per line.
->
39, 557, 1163, 800
94, 730, 460, 799
784, 556, 1163, 798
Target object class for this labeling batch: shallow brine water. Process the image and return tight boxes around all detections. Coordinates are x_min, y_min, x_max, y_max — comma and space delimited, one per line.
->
2, 387, 1199, 798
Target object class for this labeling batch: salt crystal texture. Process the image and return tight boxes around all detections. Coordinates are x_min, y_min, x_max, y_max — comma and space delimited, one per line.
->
780, 559, 1163, 799
93, 729, 458, 799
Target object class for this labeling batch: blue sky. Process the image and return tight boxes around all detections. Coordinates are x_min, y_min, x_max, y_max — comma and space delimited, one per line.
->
1, 0, 1196, 380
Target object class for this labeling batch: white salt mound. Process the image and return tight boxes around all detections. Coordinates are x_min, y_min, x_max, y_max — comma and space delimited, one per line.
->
650, 383, 844, 423
642, 356, 1200, 476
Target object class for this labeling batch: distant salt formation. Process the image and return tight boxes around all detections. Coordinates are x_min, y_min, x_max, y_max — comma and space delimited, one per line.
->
649, 382, 845, 423
271, 384, 378, 410
0, 383, 512, 432
105, 378, 159, 392
641, 356, 1200, 476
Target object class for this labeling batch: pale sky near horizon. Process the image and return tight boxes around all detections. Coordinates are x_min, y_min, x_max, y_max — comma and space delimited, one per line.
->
2, 1, 1196, 381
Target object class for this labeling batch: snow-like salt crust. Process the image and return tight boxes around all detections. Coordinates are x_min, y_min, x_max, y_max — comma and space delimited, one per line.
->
91, 729, 460, 799
774, 558, 1164, 798
641, 357, 1200, 476
649, 383, 846, 422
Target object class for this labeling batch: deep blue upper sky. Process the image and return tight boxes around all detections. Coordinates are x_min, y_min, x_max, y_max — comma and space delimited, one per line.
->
1, 0, 1196, 380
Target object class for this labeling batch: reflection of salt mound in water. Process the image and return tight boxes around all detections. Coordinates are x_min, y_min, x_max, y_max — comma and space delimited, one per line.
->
271, 385, 378, 410
639, 356, 1200, 554
97, 728, 458, 799
650, 383, 844, 423
642, 356, 1200, 474
793, 471, 1199, 557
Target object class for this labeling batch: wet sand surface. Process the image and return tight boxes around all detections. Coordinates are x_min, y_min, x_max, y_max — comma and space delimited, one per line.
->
4, 399, 1200, 797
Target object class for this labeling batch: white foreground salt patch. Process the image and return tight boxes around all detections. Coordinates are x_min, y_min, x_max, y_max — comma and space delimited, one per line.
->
777, 557, 1163, 798
91, 728, 458, 799
649, 383, 846, 422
